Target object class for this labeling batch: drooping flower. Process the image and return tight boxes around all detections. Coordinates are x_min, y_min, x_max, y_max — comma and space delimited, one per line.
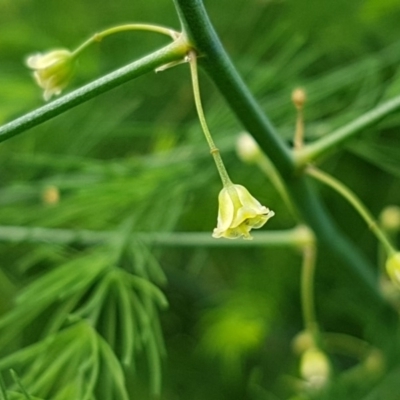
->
26, 49, 75, 101
212, 184, 274, 240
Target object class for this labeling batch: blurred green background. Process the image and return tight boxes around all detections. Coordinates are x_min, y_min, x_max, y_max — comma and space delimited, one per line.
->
1, 0, 400, 399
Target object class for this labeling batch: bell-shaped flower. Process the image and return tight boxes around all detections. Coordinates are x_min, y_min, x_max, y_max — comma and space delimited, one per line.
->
212, 184, 274, 240
26, 49, 75, 101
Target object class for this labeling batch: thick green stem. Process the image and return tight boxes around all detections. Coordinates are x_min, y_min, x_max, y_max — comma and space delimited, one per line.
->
0, 37, 189, 143
295, 94, 400, 167
173, 0, 383, 302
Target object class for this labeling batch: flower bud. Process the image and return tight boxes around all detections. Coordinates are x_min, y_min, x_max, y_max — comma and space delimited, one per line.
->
236, 133, 261, 164
213, 184, 274, 240
385, 252, 400, 288
300, 347, 330, 390
42, 185, 60, 206
292, 88, 306, 110
26, 49, 75, 101
292, 330, 314, 355
380, 206, 400, 232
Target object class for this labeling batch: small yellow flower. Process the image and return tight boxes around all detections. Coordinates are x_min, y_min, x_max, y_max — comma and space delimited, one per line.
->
212, 184, 274, 240
26, 49, 75, 101
386, 252, 400, 288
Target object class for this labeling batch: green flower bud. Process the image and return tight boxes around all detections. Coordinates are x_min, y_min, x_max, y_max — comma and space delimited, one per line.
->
236, 133, 261, 164
300, 347, 330, 390
212, 184, 274, 240
26, 49, 75, 101
380, 206, 400, 232
386, 252, 400, 288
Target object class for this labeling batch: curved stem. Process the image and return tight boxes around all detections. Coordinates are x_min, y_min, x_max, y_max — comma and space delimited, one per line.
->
295, 94, 400, 167
72, 24, 179, 57
188, 51, 231, 186
307, 165, 396, 256
0, 37, 190, 143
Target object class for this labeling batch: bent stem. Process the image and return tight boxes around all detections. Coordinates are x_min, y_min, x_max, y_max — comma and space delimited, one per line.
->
188, 51, 232, 187
72, 24, 179, 57
306, 165, 396, 256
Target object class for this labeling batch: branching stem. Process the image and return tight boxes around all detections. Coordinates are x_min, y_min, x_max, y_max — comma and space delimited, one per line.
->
306, 165, 396, 256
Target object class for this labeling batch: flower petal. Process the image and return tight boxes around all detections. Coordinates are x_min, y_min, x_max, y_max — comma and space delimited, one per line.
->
216, 187, 235, 231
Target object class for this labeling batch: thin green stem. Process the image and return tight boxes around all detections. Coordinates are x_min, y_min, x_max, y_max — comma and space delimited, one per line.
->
293, 108, 305, 151
0, 37, 190, 144
301, 244, 320, 344
10, 370, 32, 400
256, 153, 298, 219
295, 93, 400, 167
0, 225, 313, 248
0, 373, 8, 400
307, 166, 396, 256
72, 24, 179, 57
323, 332, 371, 360
188, 51, 232, 186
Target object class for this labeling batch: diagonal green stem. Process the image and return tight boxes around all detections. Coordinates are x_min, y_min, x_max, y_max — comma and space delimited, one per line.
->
307, 166, 396, 256
173, 0, 384, 303
0, 36, 190, 144
295, 94, 400, 167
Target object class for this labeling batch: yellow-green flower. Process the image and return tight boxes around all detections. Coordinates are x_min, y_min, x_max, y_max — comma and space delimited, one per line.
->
26, 49, 75, 101
212, 184, 274, 240
386, 252, 400, 288
300, 347, 330, 390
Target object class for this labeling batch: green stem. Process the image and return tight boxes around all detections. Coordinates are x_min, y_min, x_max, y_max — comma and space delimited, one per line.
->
301, 244, 319, 343
256, 154, 298, 218
323, 332, 371, 359
307, 166, 396, 256
188, 51, 232, 186
0, 37, 190, 144
295, 94, 400, 167
0, 225, 312, 248
173, 0, 383, 302
72, 24, 179, 57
